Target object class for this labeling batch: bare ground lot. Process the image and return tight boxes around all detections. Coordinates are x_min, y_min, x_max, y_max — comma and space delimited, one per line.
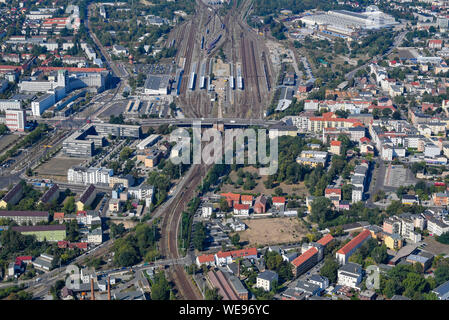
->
238, 217, 307, 246
0, 134, 21, 155
219, 166, 309, 197
35, 156, 84, 180
98, 102, 128, 120
423, 236, 449, 256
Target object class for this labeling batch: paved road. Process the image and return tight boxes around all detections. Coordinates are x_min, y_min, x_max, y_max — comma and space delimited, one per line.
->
366, 158, 385, 208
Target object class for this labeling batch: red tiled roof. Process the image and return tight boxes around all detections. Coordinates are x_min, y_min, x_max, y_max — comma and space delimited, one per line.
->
216, 251, 232, 258
331, 140, 342, 146
58, 240, 68, 248
37, 67, 107, 73
220, 192, 241, 201
291, 247, 318, 267
15, 256, 32, 263
317, 234, 334, 246
336, 229, 371, 255
272, 197, 286, 204
197, 254, 215, 264
54, 212, 64, 219
234, 203, 249, 211
70, 242, 88, 250
360, 137, 371, 143
230, 247, 257, 258
309, 112, 362, 124
325, 188, 341, 195
241, 195, 253, 202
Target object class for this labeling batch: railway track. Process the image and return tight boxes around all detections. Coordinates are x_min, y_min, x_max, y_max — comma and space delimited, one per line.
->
159, 165, 205, 300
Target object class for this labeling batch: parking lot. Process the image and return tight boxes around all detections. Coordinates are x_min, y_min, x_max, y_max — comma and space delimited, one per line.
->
383, 164, 417, 189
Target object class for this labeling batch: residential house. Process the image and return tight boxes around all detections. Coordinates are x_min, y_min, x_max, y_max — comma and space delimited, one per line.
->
76, 184, 96, 211
272, 197, 286, 211
233, 204, 249, 216
254, 195, 267, 213
39, 184, 59, 205
0, 182, 24, 209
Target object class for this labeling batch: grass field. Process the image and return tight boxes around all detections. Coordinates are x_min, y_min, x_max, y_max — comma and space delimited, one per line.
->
219, 166, 309, 197
238, 217, 307, 246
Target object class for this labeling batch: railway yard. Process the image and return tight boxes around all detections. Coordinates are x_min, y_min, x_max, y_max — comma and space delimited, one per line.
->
168, 0, 275, 119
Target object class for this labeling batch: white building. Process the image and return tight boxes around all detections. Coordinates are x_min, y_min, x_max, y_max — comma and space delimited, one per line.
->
80, 268, 96, 284
88, 228, 103, 245
5, 109, 26, 131
67, 166, 113, 185
427, 217, 449, 236
136, 134, 160, 150
0, 100, 21, 112
256, 270, 278, 292
337, 262, 363, 289
202, 203, 213, 218
20, 70, 67, 94
31, 93, 55, 116
425, 144, 441, 158
352, 186, 363, 203
128, 184, 154, 207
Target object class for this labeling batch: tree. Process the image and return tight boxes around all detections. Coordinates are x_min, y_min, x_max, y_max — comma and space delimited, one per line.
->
192, 222, 207, 251
402, 272, 429, 299
392, 111, 401, 120
151, 271, 171, 300
110, 223, 126, 238
437, 232, 449, 245
63, 196, 76, 214
382, 108, 392, 117
120, 147, 133, 161
383, 278, 400, 299
320, 258, 339, 284
230, 233, 240, 247
205, 287, 222, 300
371, 245, 388, 264
274, 187, 283, 196
435, 264, 449, 285
310, 197, 333, 224
219, 198, 229, 212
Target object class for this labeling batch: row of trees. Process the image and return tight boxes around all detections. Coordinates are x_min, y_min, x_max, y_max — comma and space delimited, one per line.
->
179, 197, 200, 252
112, 223, 160, 267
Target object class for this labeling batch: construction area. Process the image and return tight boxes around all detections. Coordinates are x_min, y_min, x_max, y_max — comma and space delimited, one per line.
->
238, 217, 307, 246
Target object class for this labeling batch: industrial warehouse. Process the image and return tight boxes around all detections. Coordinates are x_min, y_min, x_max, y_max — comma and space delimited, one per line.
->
300, 6, 399, 38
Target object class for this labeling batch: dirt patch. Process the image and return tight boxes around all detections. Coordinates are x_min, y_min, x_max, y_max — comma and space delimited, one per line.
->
219, 166, 309, 197
35, 156, 85, 179
423, 236, 449, 256
238, 217, 307, 246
